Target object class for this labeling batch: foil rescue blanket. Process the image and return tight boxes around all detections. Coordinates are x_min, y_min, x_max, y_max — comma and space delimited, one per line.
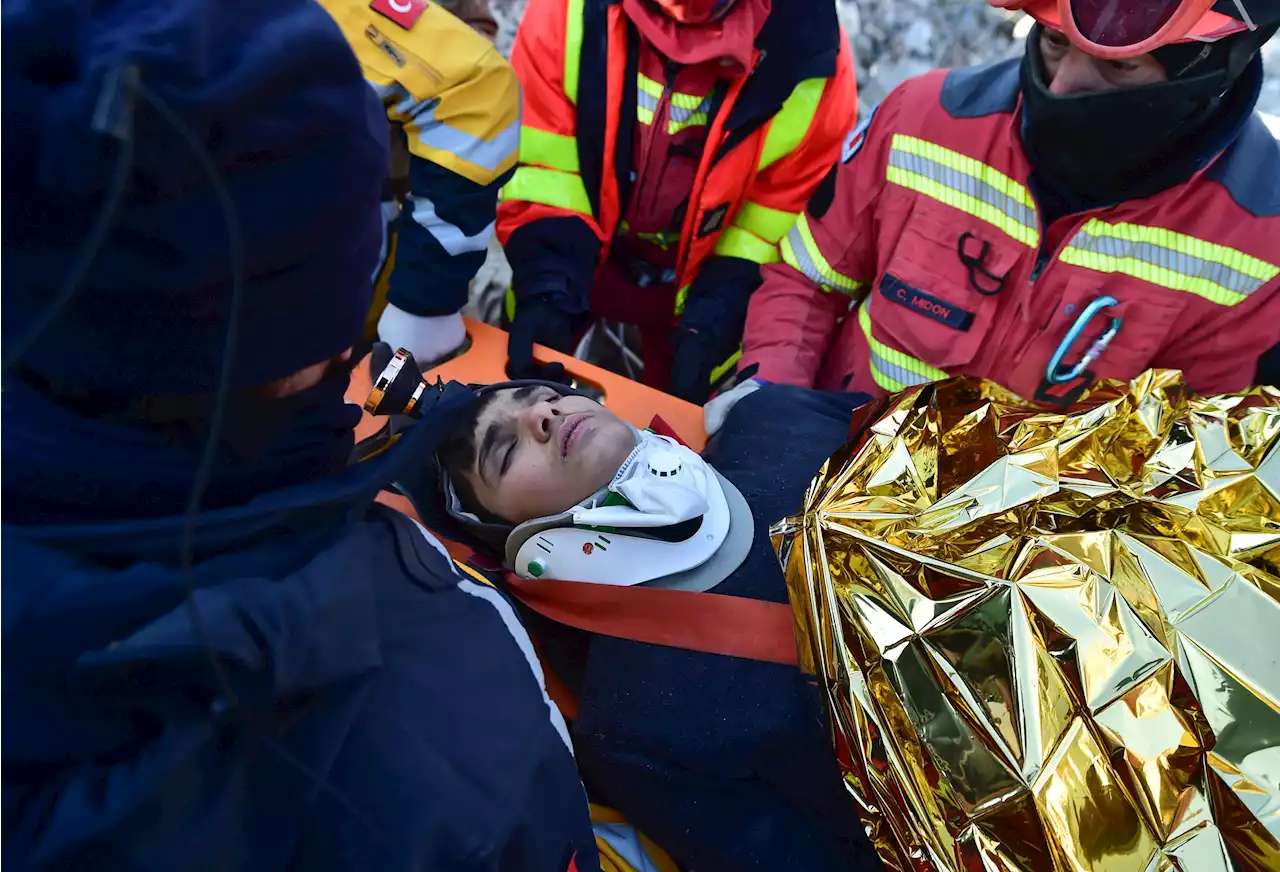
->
772, 369, 1280, 872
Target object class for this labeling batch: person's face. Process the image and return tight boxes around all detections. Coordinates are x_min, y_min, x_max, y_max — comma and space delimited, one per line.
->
463, 386, 637, 524
1038, 28, 1168, 94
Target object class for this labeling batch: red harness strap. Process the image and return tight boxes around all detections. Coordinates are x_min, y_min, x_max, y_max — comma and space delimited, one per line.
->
506, 577, 800, 666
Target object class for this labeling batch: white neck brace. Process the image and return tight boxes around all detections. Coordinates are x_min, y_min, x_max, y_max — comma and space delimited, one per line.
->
506, 429, 752, 588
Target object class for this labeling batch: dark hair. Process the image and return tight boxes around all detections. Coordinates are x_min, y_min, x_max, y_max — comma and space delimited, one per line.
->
434, 389, 509, 525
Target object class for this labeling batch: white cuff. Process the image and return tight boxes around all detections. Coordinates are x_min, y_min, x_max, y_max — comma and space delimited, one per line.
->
703, 378, 763, 437
376, 305, 466, 367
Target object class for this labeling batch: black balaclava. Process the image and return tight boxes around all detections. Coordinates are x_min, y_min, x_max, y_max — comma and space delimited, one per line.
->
1019, 22, 1276, 207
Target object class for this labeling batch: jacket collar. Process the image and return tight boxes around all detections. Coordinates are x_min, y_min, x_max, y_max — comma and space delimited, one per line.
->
719, 0, 840, 134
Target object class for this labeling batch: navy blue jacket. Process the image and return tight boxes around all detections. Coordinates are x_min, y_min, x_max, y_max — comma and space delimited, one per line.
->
2, 419, 598, 872
522, 385, 883, 872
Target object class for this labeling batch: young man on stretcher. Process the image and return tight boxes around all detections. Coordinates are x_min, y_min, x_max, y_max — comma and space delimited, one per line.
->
367, 352, 883, 872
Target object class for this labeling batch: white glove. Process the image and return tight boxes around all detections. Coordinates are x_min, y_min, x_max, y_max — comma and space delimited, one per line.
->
703, 378, 765, 437
376, 305, 466, 368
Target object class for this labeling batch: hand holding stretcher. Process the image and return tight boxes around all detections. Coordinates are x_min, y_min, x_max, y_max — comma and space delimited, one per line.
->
345, 318, 800, 700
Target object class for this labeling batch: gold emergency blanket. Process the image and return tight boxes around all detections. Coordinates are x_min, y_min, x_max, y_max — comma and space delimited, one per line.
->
772, 370, 1280, 872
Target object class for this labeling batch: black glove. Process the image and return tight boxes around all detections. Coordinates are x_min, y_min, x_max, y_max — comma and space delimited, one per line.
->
669, 329, 734, 405
506, 298, 576, 382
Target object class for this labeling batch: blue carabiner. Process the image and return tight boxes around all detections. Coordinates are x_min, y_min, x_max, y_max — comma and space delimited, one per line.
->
1045, 295, 1124, 385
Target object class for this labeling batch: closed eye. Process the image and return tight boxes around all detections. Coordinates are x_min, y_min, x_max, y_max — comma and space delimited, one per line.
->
500, 438, 516, 477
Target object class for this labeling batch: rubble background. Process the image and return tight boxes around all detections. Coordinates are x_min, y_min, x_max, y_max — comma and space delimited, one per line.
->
469, 0, 1280, 326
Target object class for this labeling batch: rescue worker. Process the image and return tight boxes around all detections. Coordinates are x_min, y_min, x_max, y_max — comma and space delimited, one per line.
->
736, 0, 1280, 413
1, 1, 599, 869
497, 0, 857, 403
319, 0, 520, 367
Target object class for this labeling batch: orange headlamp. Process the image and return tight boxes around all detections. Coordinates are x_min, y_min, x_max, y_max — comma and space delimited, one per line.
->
991, 0, 1252, 58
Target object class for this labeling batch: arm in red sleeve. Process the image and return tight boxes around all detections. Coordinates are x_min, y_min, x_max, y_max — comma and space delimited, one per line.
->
1155, 275, 1280, 393
739, 90, 902, 387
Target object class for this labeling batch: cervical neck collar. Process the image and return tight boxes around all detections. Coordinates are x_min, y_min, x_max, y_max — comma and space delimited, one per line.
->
505, 429, 754, 591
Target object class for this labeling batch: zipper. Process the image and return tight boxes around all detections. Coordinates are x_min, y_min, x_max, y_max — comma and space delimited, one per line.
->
629, 62, 680, 238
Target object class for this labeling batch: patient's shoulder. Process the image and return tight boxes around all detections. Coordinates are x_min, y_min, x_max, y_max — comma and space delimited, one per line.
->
705, 385, 868, 521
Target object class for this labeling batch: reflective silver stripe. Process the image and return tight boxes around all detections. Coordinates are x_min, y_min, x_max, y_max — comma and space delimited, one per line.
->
887, 148, 1038, 234
406, 194, 494, 256
374, 200, 401, 281
669, 100, 711, 124
406, 518, 573, 754
785, 225, 859, 296
869, 350, 935, 390
378, 82, 519, 173
636, 89, 659, 112
1065, 228, 1270, 296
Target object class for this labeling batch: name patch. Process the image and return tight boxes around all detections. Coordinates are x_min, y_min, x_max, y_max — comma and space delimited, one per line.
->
879, 273, 974, 331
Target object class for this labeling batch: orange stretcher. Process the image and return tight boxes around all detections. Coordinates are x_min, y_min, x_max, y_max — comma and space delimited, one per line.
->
346, 318, 798, 692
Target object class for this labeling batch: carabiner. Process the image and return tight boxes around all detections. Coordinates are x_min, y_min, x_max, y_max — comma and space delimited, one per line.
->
1045, 295, 1124, 386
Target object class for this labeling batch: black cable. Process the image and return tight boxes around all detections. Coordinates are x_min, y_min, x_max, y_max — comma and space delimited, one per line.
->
135, 82, 389, 851
135, 80, 248, 713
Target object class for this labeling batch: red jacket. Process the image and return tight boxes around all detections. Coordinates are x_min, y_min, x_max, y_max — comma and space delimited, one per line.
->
740, 60, 1280, 405
497, 0, 855, 362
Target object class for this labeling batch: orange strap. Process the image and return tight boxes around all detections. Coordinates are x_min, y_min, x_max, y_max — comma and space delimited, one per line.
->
506, 576, 800, 667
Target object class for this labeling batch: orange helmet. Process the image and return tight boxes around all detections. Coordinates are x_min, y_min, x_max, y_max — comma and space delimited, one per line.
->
990, 0, 1264, 58
652, 0, 738, 24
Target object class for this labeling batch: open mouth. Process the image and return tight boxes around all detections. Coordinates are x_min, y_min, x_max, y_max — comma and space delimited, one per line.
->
560, 415, 587, 458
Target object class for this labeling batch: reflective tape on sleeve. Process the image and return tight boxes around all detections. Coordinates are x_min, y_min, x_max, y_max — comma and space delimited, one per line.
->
886, 134, 1039, 248
779, 213, 865, 296
758, 78, 826, 170
857, 302, 948, 392
713, 225, 781, 264
733, 202, 800, 243
1059, 218, 1279, 306
376, 81, 520, 181
519, 126, 580, 173
502, 165, 593, 216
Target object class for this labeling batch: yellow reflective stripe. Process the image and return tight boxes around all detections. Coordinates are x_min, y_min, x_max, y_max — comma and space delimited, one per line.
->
734, 202, 799, 243
713, 226, 780, 264
886, 134, 1039, 248
564, 0, 584, 104
453, 561, 496, 589
857, 303, 948, 392
666, 113, 708, 135
758, 78, 826, 170
502, 165, 592, 216
504, 286, 516, 322
673, 283, 692, 316
780, 213, 864, 295
637, 72, 664, 98
636, 72, 708, 109
519, 126, 579, 173
710, 348, 742, 385
1058, 218, 1279, 306
670, 91, 708, 110
637, 105, 655, 126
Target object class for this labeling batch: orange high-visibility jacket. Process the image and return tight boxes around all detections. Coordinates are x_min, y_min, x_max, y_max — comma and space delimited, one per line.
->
496, 0, 856, 331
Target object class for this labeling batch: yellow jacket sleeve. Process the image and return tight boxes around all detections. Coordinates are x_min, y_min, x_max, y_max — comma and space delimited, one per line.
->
318, 0, 521, 186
